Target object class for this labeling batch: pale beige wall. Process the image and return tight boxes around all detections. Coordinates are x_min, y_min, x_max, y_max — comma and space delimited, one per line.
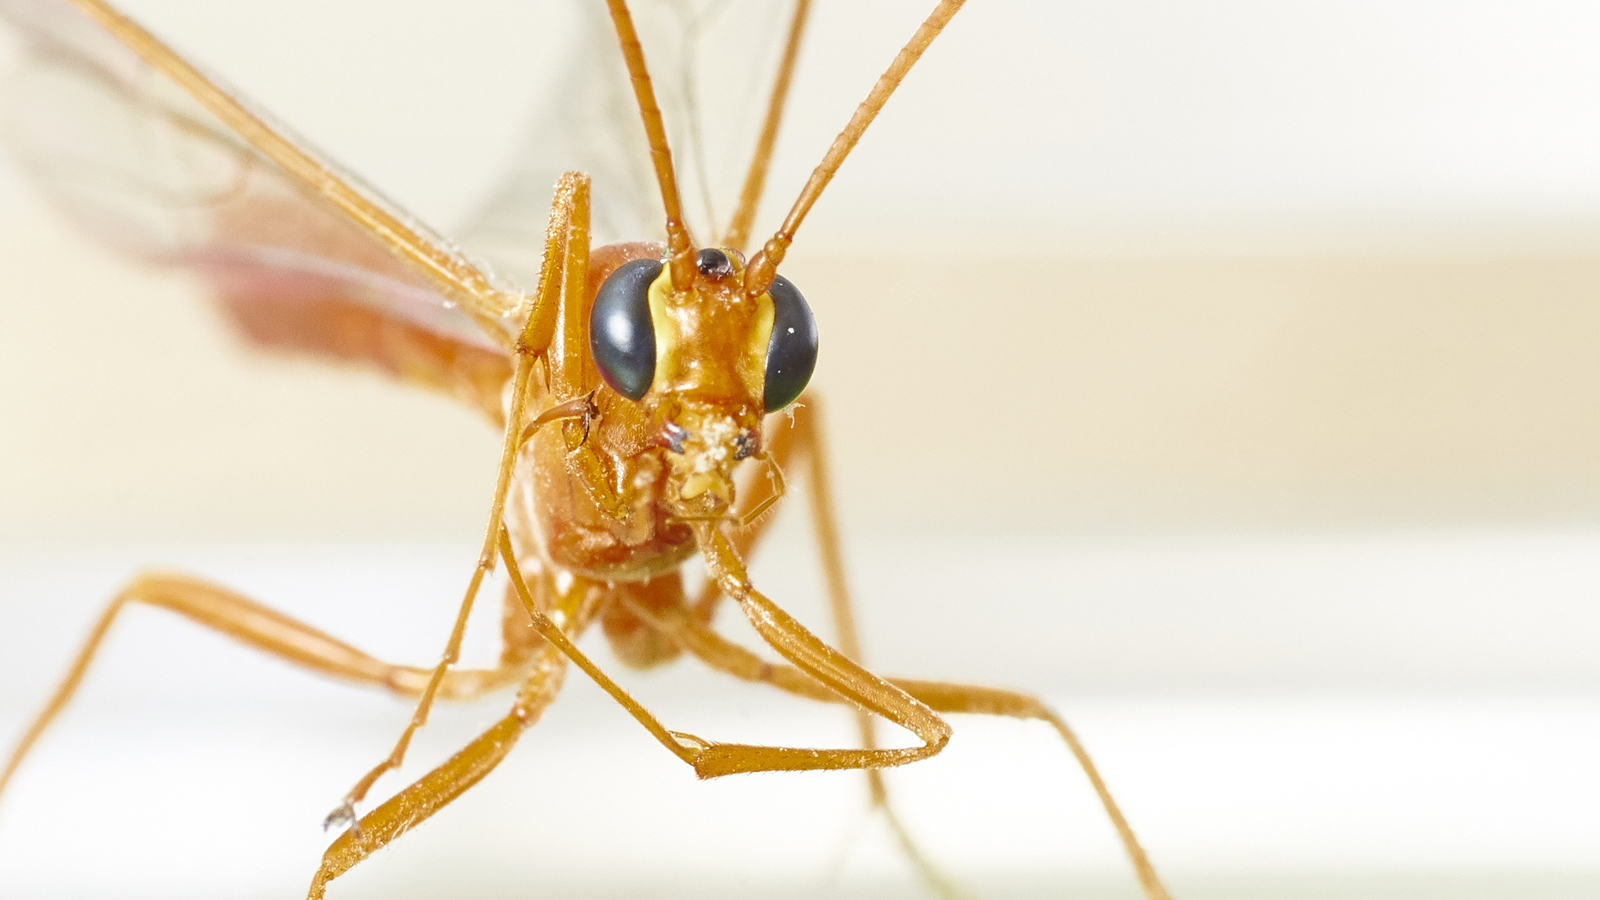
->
3, 0, 1600, 542
6, 227, 1600, 542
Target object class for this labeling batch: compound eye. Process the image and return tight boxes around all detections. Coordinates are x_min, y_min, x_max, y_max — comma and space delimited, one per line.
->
763, 274, 818, 412
590, 258, 663, 401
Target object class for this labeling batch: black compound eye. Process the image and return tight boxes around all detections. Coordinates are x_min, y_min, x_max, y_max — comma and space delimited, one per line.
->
763, 274, 818, 412
590, 258, 663, 401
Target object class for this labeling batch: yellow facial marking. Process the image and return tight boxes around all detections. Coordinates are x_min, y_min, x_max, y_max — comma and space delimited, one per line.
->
644, 259, 774, 405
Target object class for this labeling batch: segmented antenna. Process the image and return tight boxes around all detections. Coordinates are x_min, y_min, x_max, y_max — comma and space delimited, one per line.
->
744, 0, 968, 298
605, 0, 697, 291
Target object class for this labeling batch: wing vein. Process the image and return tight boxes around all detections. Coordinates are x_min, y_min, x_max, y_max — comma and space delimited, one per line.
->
64, 0, 522, 348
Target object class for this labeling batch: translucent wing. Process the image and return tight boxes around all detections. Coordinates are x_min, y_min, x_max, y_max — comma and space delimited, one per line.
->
458, 0, 790, 287
0, 0, 522, 415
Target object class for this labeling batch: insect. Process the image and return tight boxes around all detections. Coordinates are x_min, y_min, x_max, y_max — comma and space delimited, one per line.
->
0, 0, 1173, 897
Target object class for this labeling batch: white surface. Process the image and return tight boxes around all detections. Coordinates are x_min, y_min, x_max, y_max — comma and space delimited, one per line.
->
0, 530, 1597, 897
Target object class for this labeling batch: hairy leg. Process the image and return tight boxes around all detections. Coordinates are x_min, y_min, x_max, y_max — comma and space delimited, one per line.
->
690, 397, 959, 892
306, 640, 569, 900
330, 171, 593, 824
0, 572, 530, 803
643, 602, 1173, 900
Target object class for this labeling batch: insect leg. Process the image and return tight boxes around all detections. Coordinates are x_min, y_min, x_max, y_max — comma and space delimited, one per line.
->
682, 403, 1164, 896
889, 680, 1173, 900
692, 520, 954, 775
645, 610, 1174, 900
0, 572, 530, 805
498, 525, 947, 778
305, 638, 569, 900
331, 172, 592, 823
686, 397, 959, 894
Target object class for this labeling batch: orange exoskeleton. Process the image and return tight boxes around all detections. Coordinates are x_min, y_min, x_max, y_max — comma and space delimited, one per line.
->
0, 1, 1174, 898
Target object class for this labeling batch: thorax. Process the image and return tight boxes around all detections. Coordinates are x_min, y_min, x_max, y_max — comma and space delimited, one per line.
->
503, 378, 696, 582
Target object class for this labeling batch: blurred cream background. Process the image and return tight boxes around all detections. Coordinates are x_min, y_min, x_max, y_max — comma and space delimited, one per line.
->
1, 1, 1599, 898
